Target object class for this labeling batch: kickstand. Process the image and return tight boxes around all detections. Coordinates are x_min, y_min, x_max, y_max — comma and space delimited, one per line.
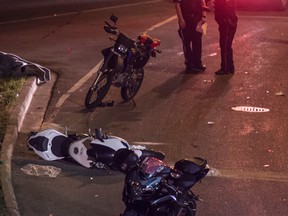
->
98, 101, 114, 107
106, 101, 114, 107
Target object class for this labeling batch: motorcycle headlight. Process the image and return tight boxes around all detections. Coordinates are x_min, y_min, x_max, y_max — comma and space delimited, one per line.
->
130, 181, 143, 198
115, 44, 128, 55
114, 33, 135, 56
118, 44, 128, 53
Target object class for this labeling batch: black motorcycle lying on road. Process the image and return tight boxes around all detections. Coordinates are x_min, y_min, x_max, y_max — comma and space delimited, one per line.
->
84, 15, 161, 109
114, 149, 210, 216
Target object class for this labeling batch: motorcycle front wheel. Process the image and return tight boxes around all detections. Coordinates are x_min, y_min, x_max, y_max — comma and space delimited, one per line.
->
120, 68, 144, 102
84, 70, 113, 109
169, 199, 196, 216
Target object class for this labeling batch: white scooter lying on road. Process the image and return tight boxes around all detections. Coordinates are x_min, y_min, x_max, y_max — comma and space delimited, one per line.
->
27, 128, 138, 169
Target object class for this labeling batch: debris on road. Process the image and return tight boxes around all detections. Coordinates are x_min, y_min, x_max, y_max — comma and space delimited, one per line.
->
267, 149, 274, 153
21, 164, 61, 177
207, 167, 221, 177
231, 106, 270, 113
275, 91, 285, 96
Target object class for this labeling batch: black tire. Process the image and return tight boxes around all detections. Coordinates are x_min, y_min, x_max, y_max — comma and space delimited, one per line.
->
167, 192, 197, 216
84, 72, 113, 109
169, 200, 196, 216
183, 194, 197, 216
183, 199, 197, 216
120, 68, 144, 102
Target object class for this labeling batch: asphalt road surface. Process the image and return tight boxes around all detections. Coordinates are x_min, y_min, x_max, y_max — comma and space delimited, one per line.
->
1, 0, 288, 215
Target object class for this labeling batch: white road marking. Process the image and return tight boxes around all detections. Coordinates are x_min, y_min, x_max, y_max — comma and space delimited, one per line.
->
146, 15, 177, 32
0, 0, 163, 25
239, 15, 288, 20
131, 142, 168, 146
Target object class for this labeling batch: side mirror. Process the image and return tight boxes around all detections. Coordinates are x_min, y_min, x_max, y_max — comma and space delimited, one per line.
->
110, 15, 118, 24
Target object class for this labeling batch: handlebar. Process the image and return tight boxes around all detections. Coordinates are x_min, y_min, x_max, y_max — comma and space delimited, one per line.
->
95, 128, 108, 142
104, 21, 112, 28
104, 25, 118, 35
102, 16, 160, 57
109, 36, 116, 42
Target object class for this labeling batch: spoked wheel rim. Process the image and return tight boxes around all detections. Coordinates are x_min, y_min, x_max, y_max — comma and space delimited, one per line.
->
84, 73, 112, 109
120, 68, 144, 102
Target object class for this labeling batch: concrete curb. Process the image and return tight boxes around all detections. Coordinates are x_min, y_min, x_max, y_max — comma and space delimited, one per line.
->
1, 77, 37, 216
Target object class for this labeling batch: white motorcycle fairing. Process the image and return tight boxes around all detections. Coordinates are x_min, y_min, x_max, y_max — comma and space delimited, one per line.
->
68, 137, 95, 168
68, 134, 130, 169
27, 129, 71, 161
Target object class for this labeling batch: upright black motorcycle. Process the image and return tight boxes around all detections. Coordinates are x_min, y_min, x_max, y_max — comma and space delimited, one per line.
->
114, 149, 210, 216
84, 15, 161, 109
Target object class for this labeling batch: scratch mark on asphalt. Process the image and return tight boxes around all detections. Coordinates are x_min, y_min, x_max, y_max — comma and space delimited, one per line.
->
42, 12, 82, 40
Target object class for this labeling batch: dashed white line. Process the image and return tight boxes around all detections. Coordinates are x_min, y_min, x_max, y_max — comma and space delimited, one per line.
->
146, 15, 177, 32
131, 142, 168, 146
0, 0, 163, 25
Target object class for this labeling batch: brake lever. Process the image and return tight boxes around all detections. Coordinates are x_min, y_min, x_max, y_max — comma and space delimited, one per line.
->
104, 21, 112, 28
109, 36, 116, 41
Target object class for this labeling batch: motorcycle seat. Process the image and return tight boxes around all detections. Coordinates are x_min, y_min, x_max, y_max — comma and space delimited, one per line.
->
174, 157, 207, 175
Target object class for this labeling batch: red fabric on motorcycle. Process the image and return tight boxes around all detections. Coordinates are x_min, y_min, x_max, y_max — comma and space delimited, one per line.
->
138, 33, 160, 48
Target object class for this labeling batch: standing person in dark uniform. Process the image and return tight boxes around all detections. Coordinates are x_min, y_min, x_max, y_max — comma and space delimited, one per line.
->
174, 0, 208, 73
214, 0, 238, 75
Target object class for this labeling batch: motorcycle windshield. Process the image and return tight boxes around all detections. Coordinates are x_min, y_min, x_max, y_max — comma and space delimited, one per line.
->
140, 157, 166, 177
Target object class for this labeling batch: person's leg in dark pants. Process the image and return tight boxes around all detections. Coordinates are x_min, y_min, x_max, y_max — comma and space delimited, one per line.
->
219, 24, 229, 71
179, 27, 193, 69
225, 24, 237, 72
191, 30, 204, 69
216, 22, 236, 74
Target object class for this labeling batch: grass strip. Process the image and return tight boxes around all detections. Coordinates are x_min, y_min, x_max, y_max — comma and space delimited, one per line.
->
0, 77, 25, 215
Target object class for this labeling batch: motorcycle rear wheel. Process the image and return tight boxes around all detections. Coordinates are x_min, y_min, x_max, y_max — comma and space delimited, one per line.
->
84, 72, 113, 109
120, 68, 144, 102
